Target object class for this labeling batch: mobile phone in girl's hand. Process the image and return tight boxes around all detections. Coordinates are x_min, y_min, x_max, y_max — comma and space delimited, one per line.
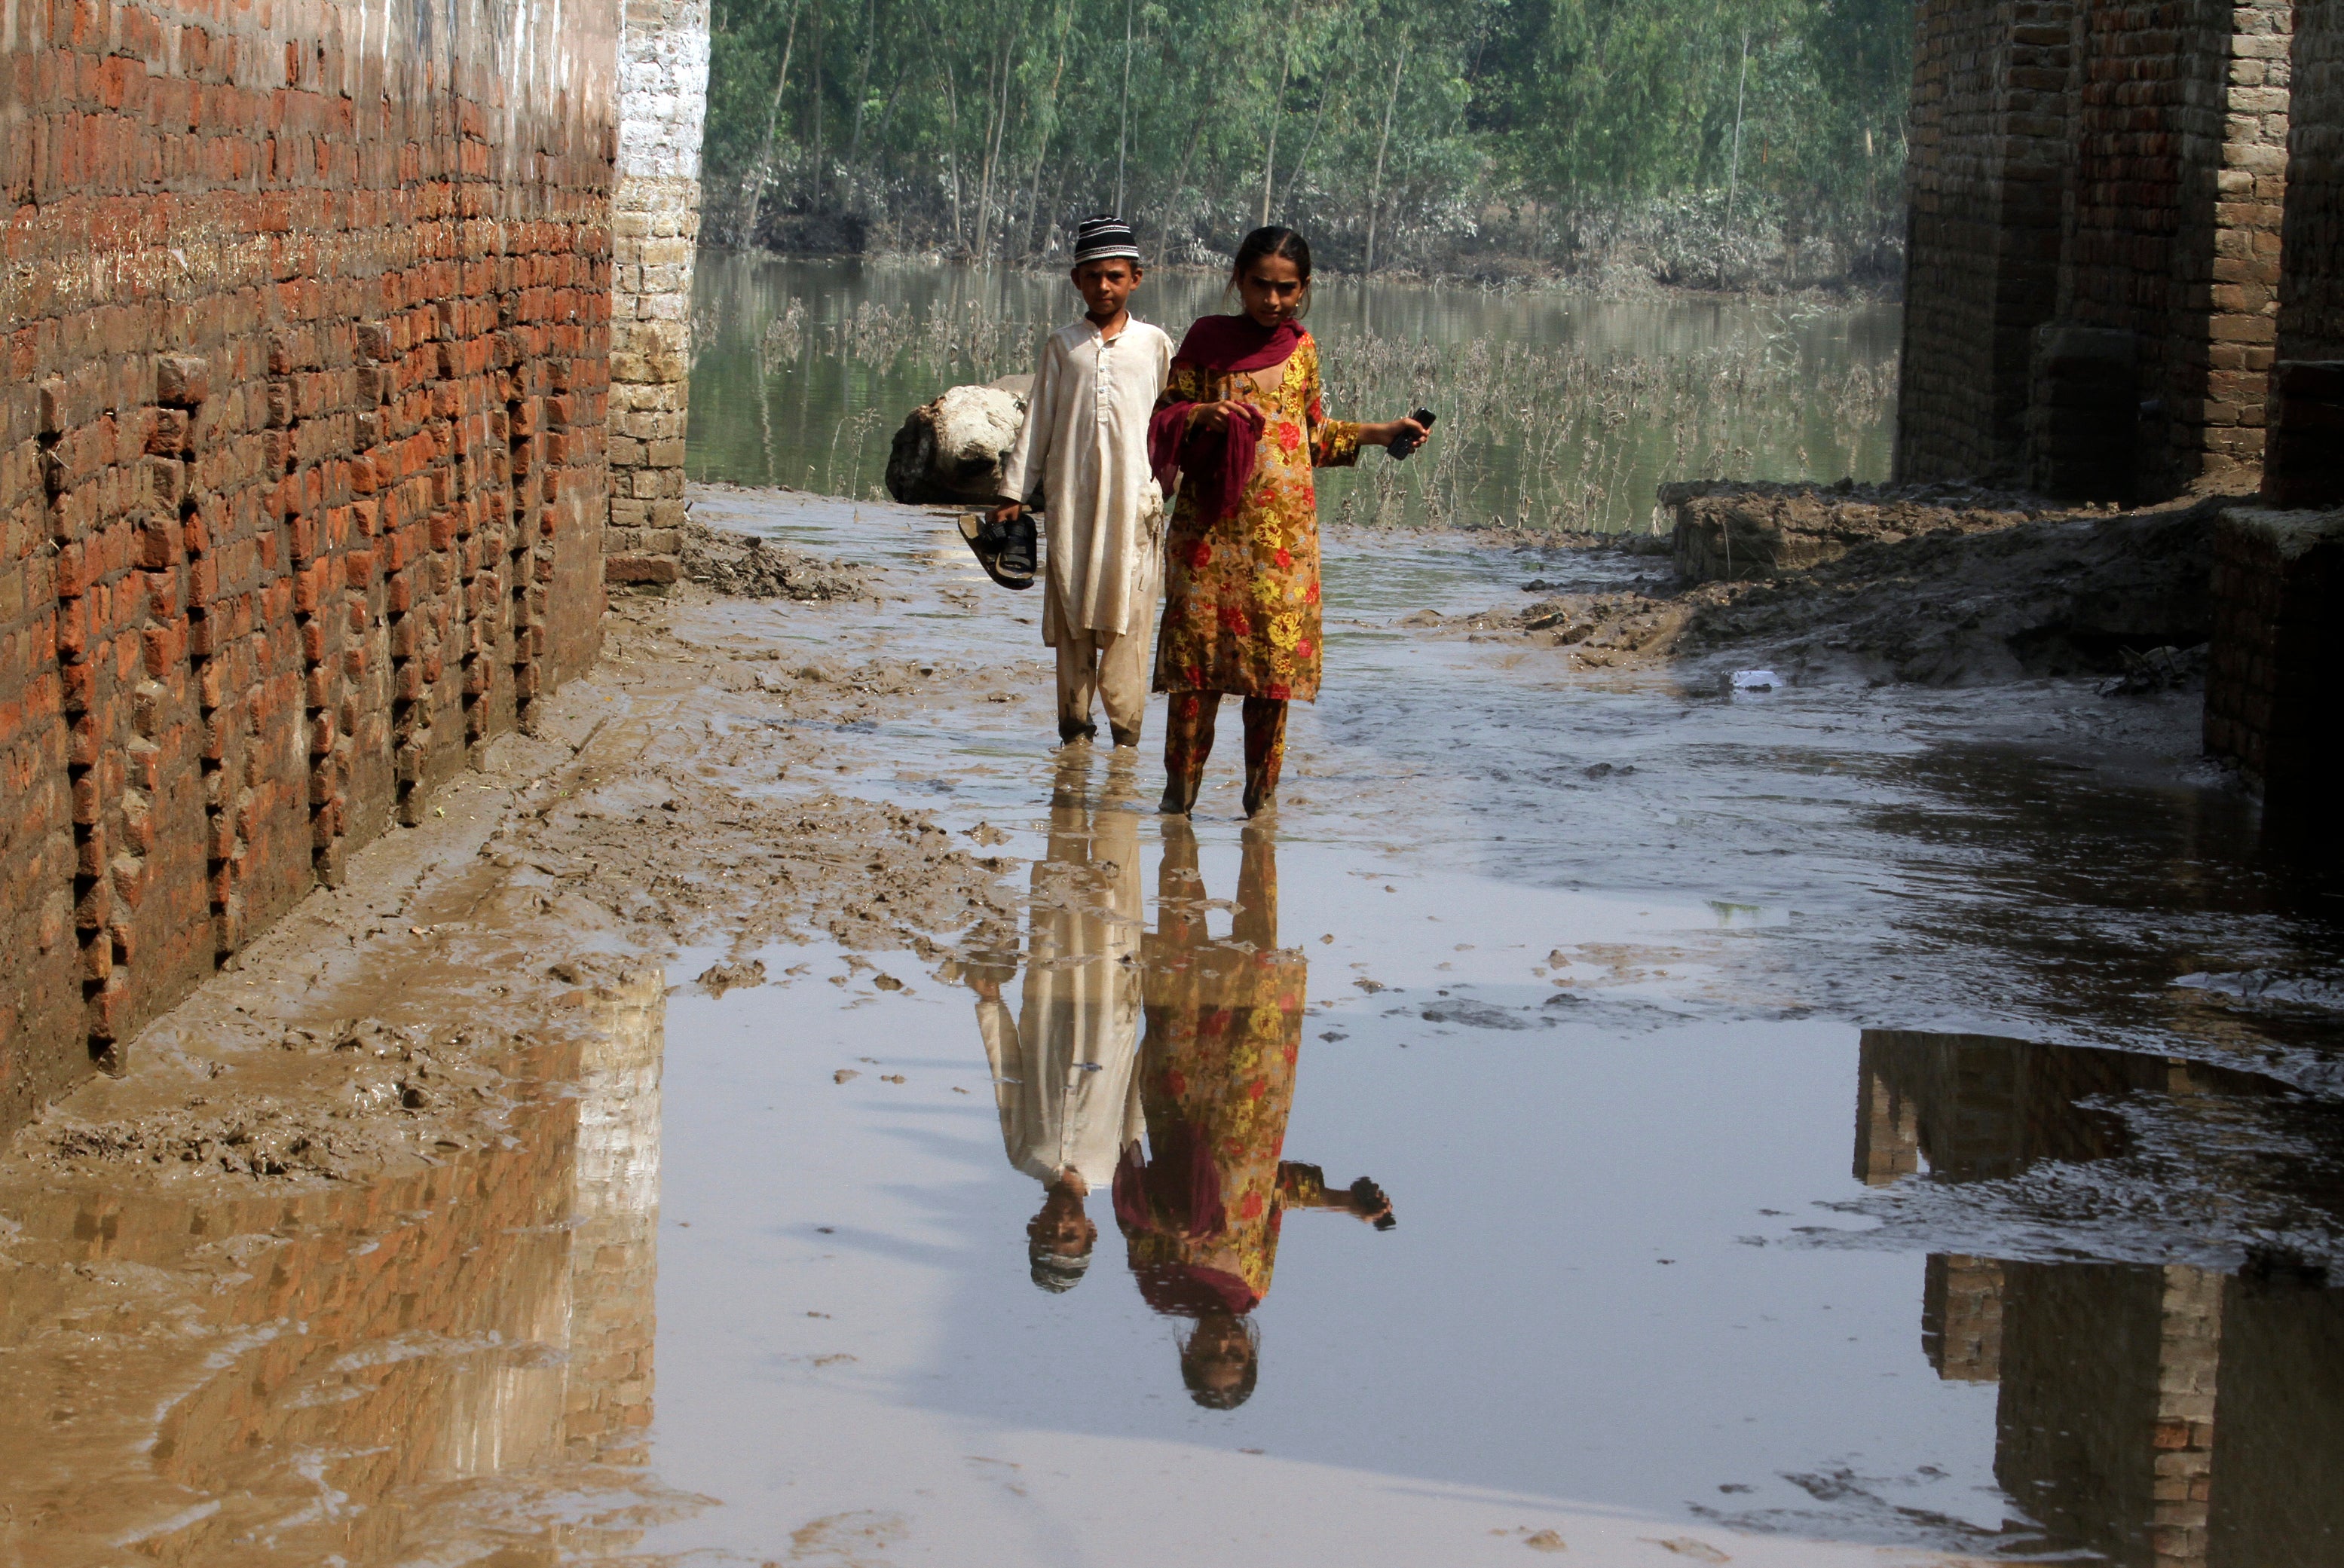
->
1388, 408, 1437, 460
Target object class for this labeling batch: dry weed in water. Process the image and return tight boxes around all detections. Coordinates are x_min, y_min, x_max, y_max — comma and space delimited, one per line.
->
718, 292, 1895, 534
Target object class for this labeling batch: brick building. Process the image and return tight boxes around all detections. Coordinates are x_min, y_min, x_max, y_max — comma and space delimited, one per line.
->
0, 0, 707, 1132
1898, 0, 2294, 501
1896, 0, 2340, 854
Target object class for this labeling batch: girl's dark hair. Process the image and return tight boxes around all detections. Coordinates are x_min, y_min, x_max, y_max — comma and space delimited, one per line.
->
1178, 1316, 1262, 1410
1226, 226, 1312, 318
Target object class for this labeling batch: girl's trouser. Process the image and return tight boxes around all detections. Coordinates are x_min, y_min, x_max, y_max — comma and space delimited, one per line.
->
1161, 692, 1287, 815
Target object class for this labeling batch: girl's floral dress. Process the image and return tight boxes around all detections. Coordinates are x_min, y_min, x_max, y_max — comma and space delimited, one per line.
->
1151, 332, 1362, 702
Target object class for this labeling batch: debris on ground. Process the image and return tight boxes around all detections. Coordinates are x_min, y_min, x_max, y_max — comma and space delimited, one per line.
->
2099, 642, 2208, 695
699, 958, 769, 995
1435, 489, 2229, 687
682, 518, 873, 601
1661, 477, 2064, 582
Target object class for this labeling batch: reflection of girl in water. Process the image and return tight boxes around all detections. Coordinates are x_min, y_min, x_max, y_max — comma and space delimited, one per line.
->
1114, 821, 1391, 1407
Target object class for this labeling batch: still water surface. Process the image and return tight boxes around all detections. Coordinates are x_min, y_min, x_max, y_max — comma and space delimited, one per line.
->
629, 494, 2344, 1563
685, 254, 1902, 532
6, 513, 2340, 1558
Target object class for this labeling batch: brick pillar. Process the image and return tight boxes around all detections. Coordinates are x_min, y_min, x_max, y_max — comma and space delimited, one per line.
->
2020, 0, 2290, 500
2203, 504, 2344, 858
2028, 323, 2139, 496
2168, 0, 2290, 491
607, 0, 711, 593
2266, 0, 2344, 506
1896, 0, 2076, 484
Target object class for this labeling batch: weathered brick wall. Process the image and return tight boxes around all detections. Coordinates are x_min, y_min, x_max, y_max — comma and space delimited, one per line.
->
2032, 0, 2290, 498
1896, 0, 2076, 484
2202, 504, 2342, 847
2266, 0, 2344, 504
0, 0, 617, 1131
1897, 0, 2293, 500
605, 0, 708, 590
2272, 0, 2342, 359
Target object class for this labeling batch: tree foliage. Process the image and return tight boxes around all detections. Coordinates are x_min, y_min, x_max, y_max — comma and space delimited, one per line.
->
702, 0, 1914, 273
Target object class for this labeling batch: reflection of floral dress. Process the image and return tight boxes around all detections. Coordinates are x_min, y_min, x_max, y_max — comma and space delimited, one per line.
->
1115, 829, 1325, 1314
1152, 334, 1362, 702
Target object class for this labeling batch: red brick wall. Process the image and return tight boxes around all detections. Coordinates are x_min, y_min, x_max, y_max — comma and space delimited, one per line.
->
0, 0, 617, 1132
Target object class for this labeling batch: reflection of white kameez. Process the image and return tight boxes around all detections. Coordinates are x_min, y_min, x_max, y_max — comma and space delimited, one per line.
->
977, 799, 1145, 1189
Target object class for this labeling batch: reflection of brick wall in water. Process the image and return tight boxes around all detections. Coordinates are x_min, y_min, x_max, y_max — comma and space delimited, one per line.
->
1853, 1029, 2344, 1566
563, 971, 666, 1463
2205, 1273, 2344, 1561
1922, 1253, 2006, 1381
1991, 1263, 2223, 1568
1851, 1030, 2180, 1184
0, 976, 667, 1561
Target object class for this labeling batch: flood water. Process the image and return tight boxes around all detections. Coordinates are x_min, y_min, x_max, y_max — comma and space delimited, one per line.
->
7, 511, 2342, 1556
685, 254, 1902, 532
625, 497, 2344, 1565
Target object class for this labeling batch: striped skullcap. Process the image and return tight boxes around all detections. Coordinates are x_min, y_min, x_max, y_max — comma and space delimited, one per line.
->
1073, 214, 1141, 264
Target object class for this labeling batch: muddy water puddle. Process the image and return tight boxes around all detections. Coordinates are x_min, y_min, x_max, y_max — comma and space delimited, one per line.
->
6, 491, 2342, 1565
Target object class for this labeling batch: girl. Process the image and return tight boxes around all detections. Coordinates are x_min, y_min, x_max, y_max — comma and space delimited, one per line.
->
1146, 227, 1429, 817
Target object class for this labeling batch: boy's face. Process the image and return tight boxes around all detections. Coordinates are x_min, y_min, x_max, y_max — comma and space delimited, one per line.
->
1072, 258, 1141, 320
1028, 1187, 1097, 1256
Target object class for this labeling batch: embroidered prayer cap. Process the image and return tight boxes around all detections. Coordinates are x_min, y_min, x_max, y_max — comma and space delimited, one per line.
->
1073, 214, 1142, 264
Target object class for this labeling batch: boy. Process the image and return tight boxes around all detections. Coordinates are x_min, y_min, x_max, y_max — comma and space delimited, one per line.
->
993, 215, 1175, 747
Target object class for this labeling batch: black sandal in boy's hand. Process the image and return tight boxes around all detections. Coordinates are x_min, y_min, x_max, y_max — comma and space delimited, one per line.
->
959, 507, 1039, 591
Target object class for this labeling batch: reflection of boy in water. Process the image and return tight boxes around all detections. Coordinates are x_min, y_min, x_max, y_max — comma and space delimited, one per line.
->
965, 762, 1146, 1292
1115, 821, 1391, 1406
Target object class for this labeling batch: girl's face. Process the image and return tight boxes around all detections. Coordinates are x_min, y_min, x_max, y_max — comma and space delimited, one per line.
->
1235, 254, 1305, 328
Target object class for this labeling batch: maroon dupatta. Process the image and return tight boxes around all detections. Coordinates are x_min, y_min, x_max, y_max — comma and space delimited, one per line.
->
1146, 315, 1305, 524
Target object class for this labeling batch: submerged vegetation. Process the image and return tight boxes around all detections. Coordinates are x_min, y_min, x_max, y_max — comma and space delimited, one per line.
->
703, 0, 1916, 286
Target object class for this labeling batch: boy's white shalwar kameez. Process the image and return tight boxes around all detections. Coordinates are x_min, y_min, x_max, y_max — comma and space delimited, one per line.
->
996, 316, 1175, 740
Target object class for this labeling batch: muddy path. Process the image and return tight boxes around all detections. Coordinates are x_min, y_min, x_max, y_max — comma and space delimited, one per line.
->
2, 490, 2339, 1566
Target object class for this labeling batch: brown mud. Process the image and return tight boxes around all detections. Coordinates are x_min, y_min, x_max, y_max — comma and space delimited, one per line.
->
1425, 491, 2223, 689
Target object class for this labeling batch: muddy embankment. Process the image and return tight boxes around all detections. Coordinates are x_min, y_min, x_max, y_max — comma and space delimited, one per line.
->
1415, 481, 2224, 692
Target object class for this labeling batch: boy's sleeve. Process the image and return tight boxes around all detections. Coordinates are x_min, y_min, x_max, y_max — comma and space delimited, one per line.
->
996, 335, 1058, 509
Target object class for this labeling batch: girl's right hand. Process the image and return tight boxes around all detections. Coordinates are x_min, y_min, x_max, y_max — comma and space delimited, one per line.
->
1188, 399, 1241, 432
